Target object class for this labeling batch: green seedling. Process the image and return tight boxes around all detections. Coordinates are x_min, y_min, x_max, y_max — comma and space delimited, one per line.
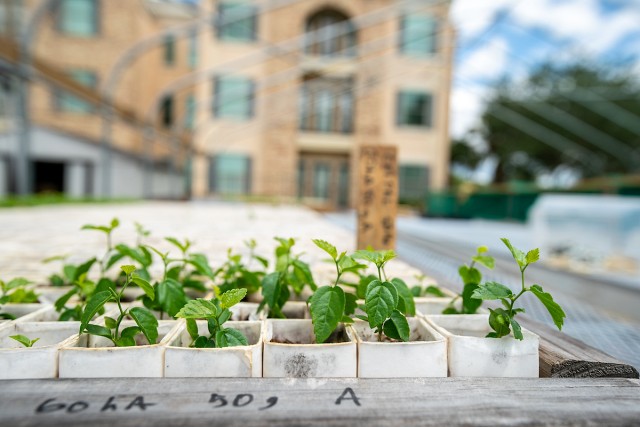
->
258, 237, 316, 318
10, 335, 40, 348
80, 265, 158, 347
410, 274, 446, 297
175, 289, 248, 348
443, 246, 495, 315
54, 273, 109, 321
43, 255, 97, 287
471, 238, 566, 340
81, 218, 120, 276
0, 277, 38, 308
353, 249, 414, 342
308, 240, 365, 343
215, 240, 268, 296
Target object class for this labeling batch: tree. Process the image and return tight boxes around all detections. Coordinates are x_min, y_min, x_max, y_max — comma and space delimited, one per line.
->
479, 62, 640, 183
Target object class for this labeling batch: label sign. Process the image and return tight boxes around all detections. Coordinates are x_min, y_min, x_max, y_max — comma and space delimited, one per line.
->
357, 145, 398, 250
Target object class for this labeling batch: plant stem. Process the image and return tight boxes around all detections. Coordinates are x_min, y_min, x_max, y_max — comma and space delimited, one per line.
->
377, 327, 383, 342
376, 265, 382, 281
507, 268, 528, 318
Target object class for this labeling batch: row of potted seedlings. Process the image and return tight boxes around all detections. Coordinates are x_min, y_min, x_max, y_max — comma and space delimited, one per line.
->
0, 219, 566, 380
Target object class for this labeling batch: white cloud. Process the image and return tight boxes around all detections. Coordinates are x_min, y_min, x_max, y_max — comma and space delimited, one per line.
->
450, 82, 488, 138
457, 37, 509, 81
450, 0, 511, 42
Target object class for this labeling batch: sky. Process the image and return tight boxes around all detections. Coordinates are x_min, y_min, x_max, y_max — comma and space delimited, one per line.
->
449, 0, 640, 139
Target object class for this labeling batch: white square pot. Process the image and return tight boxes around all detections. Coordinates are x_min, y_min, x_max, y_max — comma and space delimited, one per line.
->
264, 301, 310, 320
263, 319, 357, 378
351, 318, 448, 378
0, 321, 79, 379
164, 320, 263, 378
230, 302, 261, 321
58, 320, 179, 378
414, 297, 456, 315
0, 304, 51, 325
425, 314, 539, 377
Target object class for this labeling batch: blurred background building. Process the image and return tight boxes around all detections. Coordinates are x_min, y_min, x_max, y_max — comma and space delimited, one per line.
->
0, 0, 454, 208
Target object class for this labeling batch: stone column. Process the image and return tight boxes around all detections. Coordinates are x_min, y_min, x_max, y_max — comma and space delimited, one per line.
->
65, 161, 86, 198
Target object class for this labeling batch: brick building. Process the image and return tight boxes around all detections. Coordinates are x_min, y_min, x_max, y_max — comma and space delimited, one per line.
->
0, 0, 454, 207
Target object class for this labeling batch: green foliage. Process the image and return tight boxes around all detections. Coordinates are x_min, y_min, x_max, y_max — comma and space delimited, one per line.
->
79, 265, 159, 347
471, 238, 566, 340
215, 243, 268, 297
308, 240, 366, 343
175, 289, 248, 348
443, 246, 495, 315
258, 237, 316, 318
10, 334, 40, 348
0, 278, 39, 308
479, 62, 640, 182
354, 249, 412, 342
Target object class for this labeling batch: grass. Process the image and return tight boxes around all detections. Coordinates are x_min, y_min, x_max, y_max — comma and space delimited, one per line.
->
0, 194, 139, 208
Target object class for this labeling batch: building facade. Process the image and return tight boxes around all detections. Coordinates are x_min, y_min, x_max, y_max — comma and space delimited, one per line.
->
193, 0, 454, 209
1, 0, 453, 207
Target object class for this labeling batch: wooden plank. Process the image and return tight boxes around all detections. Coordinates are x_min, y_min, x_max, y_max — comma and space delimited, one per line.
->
519, 316, 639, 379
356, 145, 398, 250
0, 378, 638, 426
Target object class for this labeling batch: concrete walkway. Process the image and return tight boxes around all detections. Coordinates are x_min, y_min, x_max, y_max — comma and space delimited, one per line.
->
0, 201, 428, 286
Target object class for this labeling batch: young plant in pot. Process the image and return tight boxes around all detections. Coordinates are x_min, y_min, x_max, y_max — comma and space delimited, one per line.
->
427, 238, 566, 377
258, 237, 316, 319
58, 265, 175, 378
166, 288, 263, 377
0, 277, 43, 322
215, 239, 268, 299
426, 246, 494, 316
262, 240, 357, 378
350, 248, 447, 377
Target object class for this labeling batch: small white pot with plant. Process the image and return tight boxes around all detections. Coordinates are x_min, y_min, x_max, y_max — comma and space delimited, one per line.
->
164, 289, 264, 378
0, 321, 79, 379
58, 265, 178, 378
426, 239, 566, 378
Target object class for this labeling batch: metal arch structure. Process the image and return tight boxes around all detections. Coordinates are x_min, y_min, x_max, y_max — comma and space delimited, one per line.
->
97, 0, 320, 197
16, 0, 59, 196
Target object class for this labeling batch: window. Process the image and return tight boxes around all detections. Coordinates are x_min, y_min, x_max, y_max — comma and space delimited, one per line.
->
305, 10, 356, 57
209, 154, 251, 195
184, 95, 196, 130
313, 163, 330, 200
58, 0, 99, 37
399, 15, 437, 56
164, 35, 175, 66
399, 165, 429, 200
160, 96, 174, 128
213, 76, 255, 120
299, 78, 354, 133
188, 30, 198, 69
56, 69, 97, 113
217, 2, 257, 42
397, 91, 433, 127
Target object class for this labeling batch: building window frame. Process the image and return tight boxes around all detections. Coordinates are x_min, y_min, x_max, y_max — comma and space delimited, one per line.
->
398, 14, 437, 57
396, 90, 434, 128
216, 1, 258, 43
54, 69, 98, 114
299, 77, 354, 134
164, 34, 176, 66
160, 96, 174, 128
399, 164, 430, 201
209, 153, 252, 195
57, 0, 100, 37
213, 75, 255, 121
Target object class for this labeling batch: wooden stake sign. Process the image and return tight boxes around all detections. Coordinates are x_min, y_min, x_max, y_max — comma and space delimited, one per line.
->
356, 145, 398, 250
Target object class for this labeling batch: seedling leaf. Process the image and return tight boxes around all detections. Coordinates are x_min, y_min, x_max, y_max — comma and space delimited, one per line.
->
312, 239, 338, 260
221, 288, 247, 309
309, 286, 345, 343
382, 309, 410, 342
80, 291, 112, 334
85, 324, 112, 340
530, 284, 566, 330
176, 299, 219, 319
364, 280, 398, 329
10, 335, 39, 348
132, 276, 154, 300
215, 328, 248, 348
472, 281, 513, 300
501, 238, 527, 269
129, 307, 159, 344
120, 265, 137, 276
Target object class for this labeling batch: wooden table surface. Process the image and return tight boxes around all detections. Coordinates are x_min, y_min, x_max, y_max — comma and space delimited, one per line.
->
1, 377, 639, 426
